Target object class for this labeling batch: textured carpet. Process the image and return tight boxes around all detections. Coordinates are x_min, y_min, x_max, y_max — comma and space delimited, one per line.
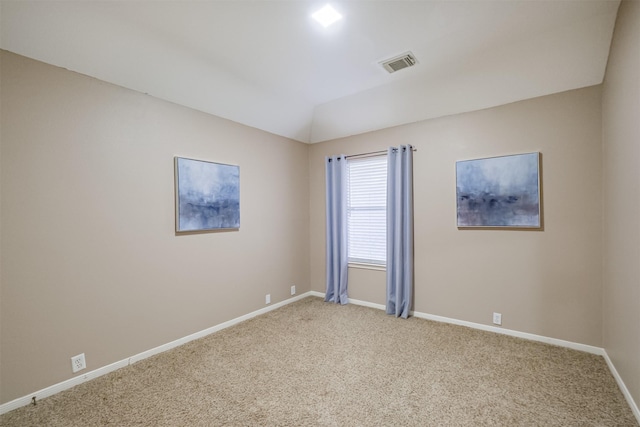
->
2, 296, 637, 426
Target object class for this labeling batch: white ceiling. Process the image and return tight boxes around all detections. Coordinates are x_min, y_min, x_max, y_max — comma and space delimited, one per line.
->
1, 1, 620, 143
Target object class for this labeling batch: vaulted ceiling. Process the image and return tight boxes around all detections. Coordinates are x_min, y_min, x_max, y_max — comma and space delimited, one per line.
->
1, 1, 620, 143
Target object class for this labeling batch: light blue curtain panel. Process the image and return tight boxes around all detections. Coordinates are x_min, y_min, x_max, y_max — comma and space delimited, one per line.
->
325, 155, 349, 305
386, 145, 414, 318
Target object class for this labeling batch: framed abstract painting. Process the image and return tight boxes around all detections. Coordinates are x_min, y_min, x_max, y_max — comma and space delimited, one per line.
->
456, 152, 541, 228
174, 157, 240, 232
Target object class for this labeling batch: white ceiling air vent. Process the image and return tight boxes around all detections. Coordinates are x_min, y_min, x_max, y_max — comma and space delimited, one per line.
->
380, 52, 418, 74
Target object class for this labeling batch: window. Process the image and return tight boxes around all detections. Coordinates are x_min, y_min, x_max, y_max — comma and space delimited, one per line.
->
347, 155, 387, 266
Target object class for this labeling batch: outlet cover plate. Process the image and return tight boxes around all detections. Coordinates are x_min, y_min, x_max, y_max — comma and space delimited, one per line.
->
265, 294, 271, 305
71, 353, 86, 373
291, 285, 296, 295
493, 312, 502, 326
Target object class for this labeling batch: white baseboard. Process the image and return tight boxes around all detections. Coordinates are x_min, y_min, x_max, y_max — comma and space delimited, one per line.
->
129, 292, 310, 364
409, 310, 604, 355
0, 292, 312, 416
602, 350, 640, 424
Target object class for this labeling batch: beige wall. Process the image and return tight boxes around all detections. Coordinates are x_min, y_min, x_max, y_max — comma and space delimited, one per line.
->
0, 51, 310, 403
602, 0, 640, 409
310, 86, 604, 347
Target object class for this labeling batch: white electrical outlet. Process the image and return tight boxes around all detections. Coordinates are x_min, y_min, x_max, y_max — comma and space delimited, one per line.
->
71, 353, 86, 373
291, 285, 296, 295
265, 294, 271, 305
493, 312, 502, 326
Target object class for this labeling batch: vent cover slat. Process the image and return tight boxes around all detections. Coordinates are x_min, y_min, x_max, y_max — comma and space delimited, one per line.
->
380, 52, 418, 74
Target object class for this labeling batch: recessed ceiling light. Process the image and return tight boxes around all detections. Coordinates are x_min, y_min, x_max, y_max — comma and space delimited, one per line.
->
312, 4, 342, 28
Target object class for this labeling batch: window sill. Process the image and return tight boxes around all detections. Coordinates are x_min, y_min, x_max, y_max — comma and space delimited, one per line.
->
348, 262, 386, 272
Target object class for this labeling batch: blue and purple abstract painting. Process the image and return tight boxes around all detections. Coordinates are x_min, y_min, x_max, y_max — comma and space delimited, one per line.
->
456, 152, 540, 228
175, 157, 240, 232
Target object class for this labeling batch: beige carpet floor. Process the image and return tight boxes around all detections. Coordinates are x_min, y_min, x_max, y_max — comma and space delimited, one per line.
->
2, 296, 637, 426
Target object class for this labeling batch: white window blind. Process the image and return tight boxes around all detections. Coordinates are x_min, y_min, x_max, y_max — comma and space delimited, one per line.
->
347, 155, 387, 265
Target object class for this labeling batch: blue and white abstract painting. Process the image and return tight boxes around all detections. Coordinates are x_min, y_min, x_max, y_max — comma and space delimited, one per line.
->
456, 152, 540, 228
175, 157, 240, 231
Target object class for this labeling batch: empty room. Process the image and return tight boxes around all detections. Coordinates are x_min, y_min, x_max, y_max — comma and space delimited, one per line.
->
1, 1, 639, 425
